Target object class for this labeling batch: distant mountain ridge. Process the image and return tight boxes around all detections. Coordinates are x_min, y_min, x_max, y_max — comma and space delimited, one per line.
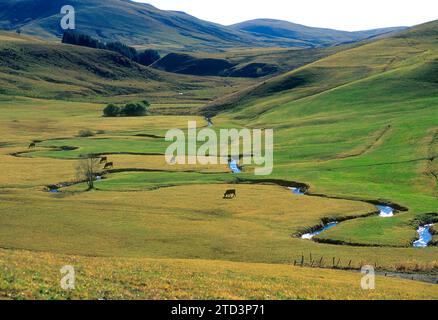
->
0, 0, 407, 51
230, 19, 407, 47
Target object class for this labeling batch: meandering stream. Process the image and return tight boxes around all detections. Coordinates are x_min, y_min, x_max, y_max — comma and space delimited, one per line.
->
300, 204, 396, 242
229, 160, 241, 173
17, 141, 434, 251
289, 187, 306, 195
301, 222, 338, 240
377, 205, 394, 218
413, 224, 435, 248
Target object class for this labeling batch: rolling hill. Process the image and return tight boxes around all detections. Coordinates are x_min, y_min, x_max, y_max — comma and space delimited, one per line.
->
0, 0, 407, 51
0, 0, 261, 51
203, 20, 438, 116
151, 52, 280, 78
203, 19, 438, 249
231, 19, 406, 47
0, 31, 255, 105
0, 10, 437, 299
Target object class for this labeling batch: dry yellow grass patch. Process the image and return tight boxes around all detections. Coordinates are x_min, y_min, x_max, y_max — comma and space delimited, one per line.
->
0, 147, 78, 187
0, 184, 376, 260
0, 96, 204, 143
0, 248, 437, 300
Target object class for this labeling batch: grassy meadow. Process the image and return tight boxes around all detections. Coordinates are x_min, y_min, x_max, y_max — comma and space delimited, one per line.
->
0, 22, 437, 299
1, 249, 437, 300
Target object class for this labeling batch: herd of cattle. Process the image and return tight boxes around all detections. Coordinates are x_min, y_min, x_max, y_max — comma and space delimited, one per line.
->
30, 140, 238, 198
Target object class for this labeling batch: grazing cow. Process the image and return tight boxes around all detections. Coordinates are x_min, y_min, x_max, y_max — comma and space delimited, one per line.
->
223, 189, 236, 199
100, 156, 108, 164
28, 142, 36, 149
104, 162, 114, 169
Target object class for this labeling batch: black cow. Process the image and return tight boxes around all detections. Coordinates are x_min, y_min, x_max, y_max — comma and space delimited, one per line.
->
223, 189, 236, 199
104, 162, 114, 169
28, 142, 36, 149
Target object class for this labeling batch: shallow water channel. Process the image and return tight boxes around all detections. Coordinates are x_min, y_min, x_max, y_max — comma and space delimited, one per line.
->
413, 224, 434, 248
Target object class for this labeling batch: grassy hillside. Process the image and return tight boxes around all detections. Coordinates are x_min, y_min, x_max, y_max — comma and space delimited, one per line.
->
0, 17, 437, 299
0, 0, 322, 51
1, 248, 437, 300
0, 0, 408, 52
231, 19, 406, 47
203, 24, 428, 115
0, 0, 260, 51
151, 44, 352, 78
0, 32, 255, 106
204, 20, 438, 248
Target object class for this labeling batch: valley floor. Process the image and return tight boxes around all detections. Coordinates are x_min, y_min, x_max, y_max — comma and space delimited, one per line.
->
0, 89, 437, 299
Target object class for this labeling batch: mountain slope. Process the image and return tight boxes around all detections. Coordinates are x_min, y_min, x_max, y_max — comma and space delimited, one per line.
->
204, 20, 435, 116
0, 32, 252, 104
0, 0, 314, 51
151, 52, 283, 78
231, 19, 406, 46
0, 0, 261, 51
203, 19, 438, 248
0, 0, 407, 51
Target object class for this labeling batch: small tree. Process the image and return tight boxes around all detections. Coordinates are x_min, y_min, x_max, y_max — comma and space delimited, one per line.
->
103, 104, 120, 117
76, 154, 101, 190
141, 100, 150, 108
136, 49, 160, 66
121, 103, 147, 116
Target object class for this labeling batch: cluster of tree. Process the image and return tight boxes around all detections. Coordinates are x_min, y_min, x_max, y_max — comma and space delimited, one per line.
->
103, 101, 150, 117
62, 31, 160, 66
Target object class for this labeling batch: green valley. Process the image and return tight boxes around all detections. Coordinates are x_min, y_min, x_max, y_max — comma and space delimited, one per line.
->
0, 0, 436, 301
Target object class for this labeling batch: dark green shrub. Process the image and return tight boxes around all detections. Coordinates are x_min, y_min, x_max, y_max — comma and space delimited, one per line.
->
141, 100, 151, 107
121, 103, 147, 117
103, 104, 120, 117
136, 50, 160, 66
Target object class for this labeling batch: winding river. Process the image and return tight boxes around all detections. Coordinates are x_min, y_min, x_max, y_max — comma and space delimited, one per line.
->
229, 160, 242, 174
300, 204, 396, 242
377, 205, 394, 218
15, 141, 435, 250
289, 187, 306, 195
413, 224, 435, 248
301, 222, 338, 240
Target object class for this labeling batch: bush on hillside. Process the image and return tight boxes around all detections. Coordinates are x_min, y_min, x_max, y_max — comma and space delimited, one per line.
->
62, 31, 160, 67
103, 104, 121, 117
121, 103, 147, 117
137, 49, 161, 66
102, 101, 149, 117
62, 31, 104, 49
106, 41, 138, 61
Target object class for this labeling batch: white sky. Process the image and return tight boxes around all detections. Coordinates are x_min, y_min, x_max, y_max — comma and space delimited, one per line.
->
134, 0, 438, 31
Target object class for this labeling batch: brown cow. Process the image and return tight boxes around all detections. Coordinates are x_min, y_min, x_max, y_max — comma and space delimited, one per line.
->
104, 162, 114, 169
223, 189, 236, 199
100, 156, 108, 164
